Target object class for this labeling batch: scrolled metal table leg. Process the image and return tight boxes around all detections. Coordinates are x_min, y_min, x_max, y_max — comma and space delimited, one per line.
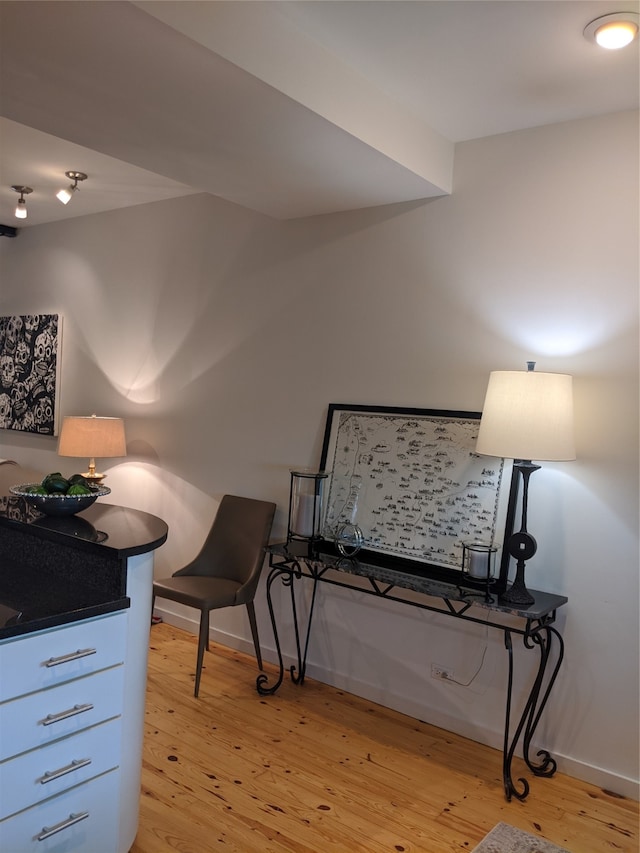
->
521, 624, 564, 778
290, 571, 320, 686
288, 564, 304, 684
503, 629, 530, 801
256, 565, 290, 696
502, 622, 564, 800
256, 560, 319, 694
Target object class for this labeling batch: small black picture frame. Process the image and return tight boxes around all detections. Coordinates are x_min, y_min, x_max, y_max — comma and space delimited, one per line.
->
318, 403, 518, 594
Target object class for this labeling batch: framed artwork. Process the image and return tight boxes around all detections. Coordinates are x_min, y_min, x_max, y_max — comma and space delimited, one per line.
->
0, 314, 62, 435
318, 403, 518, 591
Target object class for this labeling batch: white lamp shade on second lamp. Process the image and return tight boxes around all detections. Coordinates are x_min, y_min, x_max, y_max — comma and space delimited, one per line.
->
476, 369, 575, 462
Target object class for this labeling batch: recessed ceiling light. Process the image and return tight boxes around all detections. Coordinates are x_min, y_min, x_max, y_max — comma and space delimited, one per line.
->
584, 12, 640, 49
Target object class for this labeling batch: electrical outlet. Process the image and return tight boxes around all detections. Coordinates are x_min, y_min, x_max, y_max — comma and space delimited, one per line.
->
431, 663, 453, 681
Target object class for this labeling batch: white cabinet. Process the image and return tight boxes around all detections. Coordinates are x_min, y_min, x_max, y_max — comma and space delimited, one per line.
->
0, 769, 120, 853
0, 612, 126, 853
118, 551, 154, 853
0, 504, 166, 853
0, 664, 124, 759
0, 717, 121, 819
0, 612, 126, 701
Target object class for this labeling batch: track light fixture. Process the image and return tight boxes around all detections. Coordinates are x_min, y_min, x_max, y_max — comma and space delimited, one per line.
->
56, 170, 88, 204
11, 185, 33, 220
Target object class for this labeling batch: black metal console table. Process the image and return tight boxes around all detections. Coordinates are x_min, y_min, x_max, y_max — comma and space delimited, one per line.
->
257, 541, 567, 802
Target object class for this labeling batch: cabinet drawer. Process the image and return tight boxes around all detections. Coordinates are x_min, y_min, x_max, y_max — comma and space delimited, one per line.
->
0, 665, 124, 761
0, 768, 119, 853
0, 716, 121, 820
0, 611, 127, 702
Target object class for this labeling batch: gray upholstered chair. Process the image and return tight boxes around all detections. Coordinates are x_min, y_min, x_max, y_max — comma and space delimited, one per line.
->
152, 494, 276, 697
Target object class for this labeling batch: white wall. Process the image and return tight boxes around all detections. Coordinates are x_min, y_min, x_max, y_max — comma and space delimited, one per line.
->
1, 110, 638, 798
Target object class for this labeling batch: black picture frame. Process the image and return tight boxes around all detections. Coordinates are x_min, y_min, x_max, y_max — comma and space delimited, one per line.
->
318, 403, 518, 594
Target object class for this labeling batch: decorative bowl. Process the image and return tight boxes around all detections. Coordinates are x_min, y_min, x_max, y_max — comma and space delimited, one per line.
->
9, 483, 111, 516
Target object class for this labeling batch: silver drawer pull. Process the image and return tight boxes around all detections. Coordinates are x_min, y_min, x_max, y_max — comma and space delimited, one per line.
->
45, 648, 97, 667
36, 811, 89, 841
41, 703, 94, 726
39, 757, 92, 784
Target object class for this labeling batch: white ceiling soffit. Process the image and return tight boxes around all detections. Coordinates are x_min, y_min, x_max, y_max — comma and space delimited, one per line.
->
0, 1, 637, 225
134, 1, 453, 192
0, 1, 453, 221
0, 119, 199, 229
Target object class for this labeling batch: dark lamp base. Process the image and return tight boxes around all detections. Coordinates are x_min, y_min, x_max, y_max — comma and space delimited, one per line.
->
501, 518, 538, 608
500, 585, 535, 607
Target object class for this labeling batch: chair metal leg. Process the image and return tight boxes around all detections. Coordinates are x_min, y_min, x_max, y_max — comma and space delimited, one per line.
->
246, 601, 263, 670
195, 609, 210, 698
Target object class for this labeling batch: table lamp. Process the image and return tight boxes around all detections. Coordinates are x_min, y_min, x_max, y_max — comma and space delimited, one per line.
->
476, 363, 575, 606
58, 414, 127, 483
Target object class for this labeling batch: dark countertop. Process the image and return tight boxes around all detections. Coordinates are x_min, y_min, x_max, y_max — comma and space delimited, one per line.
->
0, 498, 168, 557
0, 499, 168, 641
0, 555, 129, 640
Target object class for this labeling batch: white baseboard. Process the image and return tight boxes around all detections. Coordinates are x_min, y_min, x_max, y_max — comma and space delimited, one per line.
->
153, 605, 639, 802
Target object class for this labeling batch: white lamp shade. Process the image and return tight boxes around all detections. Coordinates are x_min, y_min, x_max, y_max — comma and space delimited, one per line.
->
476, 370, 575, 462
58, 415, 127, 459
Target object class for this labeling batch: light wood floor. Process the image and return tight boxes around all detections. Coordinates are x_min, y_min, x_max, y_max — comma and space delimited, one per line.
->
131, 622, 638, 853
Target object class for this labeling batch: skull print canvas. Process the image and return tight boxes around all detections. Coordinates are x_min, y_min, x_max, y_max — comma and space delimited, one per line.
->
0, 314, 61, 435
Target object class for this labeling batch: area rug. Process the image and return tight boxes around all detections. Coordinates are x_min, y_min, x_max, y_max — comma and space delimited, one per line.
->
472, 822, 571, 853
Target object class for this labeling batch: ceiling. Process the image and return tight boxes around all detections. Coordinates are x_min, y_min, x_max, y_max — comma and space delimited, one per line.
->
0, 0, 638, 228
